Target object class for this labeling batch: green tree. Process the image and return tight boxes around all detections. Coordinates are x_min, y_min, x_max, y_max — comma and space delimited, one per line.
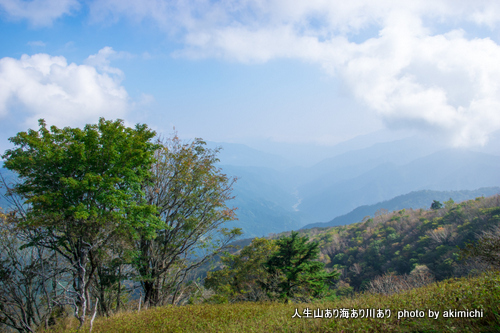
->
133, 136, 241, 307
2, 118, 160, 328
204, 237, 278, 303
431, 200, 443, 210
444, 198, 455, 210
261, 231, 339, 303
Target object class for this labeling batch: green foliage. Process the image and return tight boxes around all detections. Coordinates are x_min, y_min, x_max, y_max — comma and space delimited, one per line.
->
261, 231, 339, 302
205, 233, 340, 304
444, 198, 455, 209
4, 117, 500, 331
204, 238, 278, 303
294, 195, 500, 290
1, 119, 243, 328
431, 200, 443, 210
2, 118, 161, 238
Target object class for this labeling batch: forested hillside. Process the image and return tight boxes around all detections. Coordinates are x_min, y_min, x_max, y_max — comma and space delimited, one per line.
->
298, 195, 500, 291
26, 194, 500, 332
202, 194, 500, 304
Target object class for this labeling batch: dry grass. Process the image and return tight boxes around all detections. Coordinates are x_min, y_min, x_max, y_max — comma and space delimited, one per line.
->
44, 270, 500, 333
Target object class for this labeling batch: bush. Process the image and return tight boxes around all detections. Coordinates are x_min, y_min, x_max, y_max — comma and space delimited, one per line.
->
367, 267, 435, 295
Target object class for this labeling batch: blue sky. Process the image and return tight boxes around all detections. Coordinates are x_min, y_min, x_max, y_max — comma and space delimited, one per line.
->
1, 0, 500, 157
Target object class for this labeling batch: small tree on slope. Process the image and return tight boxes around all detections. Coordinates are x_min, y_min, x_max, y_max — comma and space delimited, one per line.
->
261, 231, 339, 303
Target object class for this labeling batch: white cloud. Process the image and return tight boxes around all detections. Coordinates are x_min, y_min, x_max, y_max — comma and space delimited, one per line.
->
0, 0, 80, 26
338, 19, 500, 146
84, 46, 128, 78
0, 48, 130, 128
88, 0, 500, 146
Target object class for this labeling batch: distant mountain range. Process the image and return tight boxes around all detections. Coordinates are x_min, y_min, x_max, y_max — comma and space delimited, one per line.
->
301, 187, 500, 229
204, 134, 500, 237
2, 132, 500, 239
298, 148, 500, 221
206, 142, 292, 170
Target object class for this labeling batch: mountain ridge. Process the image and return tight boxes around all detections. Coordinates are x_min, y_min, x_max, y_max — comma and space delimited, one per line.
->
301, 187, 500, 229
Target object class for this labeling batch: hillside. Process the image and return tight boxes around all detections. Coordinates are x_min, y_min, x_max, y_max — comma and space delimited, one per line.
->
302, 187, 500, 229
296, 194, 500, 290
42, 195, 500, 333
207, 194, 500, 299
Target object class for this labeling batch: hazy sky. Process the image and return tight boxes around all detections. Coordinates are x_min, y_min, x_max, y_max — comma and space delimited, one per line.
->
1, 0, 500, 155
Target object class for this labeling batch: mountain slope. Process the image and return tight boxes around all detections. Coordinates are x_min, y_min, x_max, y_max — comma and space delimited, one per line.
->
301, 187, 500, 229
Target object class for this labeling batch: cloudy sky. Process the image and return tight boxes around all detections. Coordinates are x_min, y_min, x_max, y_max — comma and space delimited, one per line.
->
1, 0, 500, 155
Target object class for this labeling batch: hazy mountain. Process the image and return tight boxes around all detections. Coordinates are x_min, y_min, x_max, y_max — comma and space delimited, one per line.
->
297, 149, 500, 221
207, 141, 294, 170
241, 128, 412, 167
203, 142, 313, 237
218, 165, 308, 238
210, 135, 500, 237
297, 136, 445, 197
302, 187, 500, 229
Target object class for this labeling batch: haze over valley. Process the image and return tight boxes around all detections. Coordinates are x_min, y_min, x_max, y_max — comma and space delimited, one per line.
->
208, 130, 500, 237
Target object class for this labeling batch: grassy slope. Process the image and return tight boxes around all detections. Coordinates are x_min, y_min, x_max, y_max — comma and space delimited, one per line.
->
47, 271, 500, 333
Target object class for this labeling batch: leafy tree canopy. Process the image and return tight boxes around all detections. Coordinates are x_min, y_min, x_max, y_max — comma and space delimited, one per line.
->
2, 118, 162, 239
